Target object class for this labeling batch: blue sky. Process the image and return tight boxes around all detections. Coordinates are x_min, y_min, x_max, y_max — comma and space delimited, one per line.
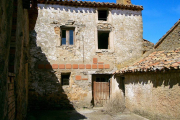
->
131, 0, 180, 44
84, 0, 180, 44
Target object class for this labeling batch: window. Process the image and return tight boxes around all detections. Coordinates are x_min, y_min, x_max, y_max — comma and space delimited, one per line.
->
98, 10, 108, 21
61, 73, 70, 86
61, 27, 74, 45
98, 31, 109, 49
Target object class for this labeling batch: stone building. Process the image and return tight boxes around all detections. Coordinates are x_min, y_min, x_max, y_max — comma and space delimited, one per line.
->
29, 0, 143, 109
116, 19, 180, 119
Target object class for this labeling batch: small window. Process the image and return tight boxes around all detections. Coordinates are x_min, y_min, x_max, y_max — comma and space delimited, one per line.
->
98, 31, 109, 49
61, 73, 70, 86
61, 28, 74, 45
98, 10, 107, 21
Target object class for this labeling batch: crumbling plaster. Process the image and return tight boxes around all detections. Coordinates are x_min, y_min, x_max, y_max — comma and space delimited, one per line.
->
124, 71, 180, 119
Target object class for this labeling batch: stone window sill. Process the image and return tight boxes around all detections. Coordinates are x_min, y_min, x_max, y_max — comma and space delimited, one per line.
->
96, 49, 114, 53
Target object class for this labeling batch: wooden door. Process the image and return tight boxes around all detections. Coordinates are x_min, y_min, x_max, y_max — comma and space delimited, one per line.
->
93, 75, 110, 106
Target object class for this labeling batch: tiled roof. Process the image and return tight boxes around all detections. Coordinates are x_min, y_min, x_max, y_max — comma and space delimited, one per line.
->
118, 47, 180, 73
154, 19, 180, 49
38, 0, 143, 10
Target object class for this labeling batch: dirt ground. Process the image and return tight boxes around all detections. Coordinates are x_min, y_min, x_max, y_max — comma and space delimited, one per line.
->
27, 107, 149, 120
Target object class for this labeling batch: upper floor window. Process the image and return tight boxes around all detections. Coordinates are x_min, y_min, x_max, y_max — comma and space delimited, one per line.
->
98, 31, 109, 49
98, 10, 108, 21
61, 27, 74, 45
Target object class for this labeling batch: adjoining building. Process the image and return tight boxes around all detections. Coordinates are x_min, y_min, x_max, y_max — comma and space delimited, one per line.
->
116, 19, 180, 119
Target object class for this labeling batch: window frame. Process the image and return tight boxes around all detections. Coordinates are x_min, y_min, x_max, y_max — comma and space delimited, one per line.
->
60, 27, 75, 46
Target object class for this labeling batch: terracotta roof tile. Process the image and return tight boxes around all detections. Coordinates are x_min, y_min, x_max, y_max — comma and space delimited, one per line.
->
38, 0, 143, 10
118, 47, 180, 73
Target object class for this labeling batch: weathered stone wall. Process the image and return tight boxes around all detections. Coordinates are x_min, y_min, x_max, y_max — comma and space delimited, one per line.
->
15, 0, 30, 119
0, 0, 14, 119
29, 4, 143, 109
111, 75, 125, 101
143, 39, 154, 53
155, 22, 180, 51
0, 0, 30, 119
124, 70, 180, 120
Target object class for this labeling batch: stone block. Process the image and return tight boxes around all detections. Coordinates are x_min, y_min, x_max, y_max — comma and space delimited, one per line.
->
59, 64, 65, 69
98, 62, 104, 64
93, 58, 98, 64
104, 64, 110, 69
45, 64, 51, 69
79, 64, 85, 69
92, 64, 97, 69
82, 78, 88, 80
66, 64, 71, 69
86, 64, 91, 69
98, 64, 104, 69
38, 64, 44, 69
73, 64, 78, 69
52, 64, 58, 69
76, 75, 81, 80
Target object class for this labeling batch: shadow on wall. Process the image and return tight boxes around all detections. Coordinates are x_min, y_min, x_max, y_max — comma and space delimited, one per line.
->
28, 30, 86, 119
124, 70, 180, 89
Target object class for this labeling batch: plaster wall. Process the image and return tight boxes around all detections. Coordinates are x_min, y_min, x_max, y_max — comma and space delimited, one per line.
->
29, 4, 143, 108
124, 71, 180, 120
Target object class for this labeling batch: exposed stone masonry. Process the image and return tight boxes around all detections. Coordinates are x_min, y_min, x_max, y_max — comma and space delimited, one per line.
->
29, 3, 143, 109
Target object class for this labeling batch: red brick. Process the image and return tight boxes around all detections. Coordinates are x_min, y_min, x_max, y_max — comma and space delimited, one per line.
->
45, 64, 51, 69
66, 64, 71, 69
59, 64, 65, 69
82, 78, 88, 80
52, 64, 58, 69
10, 77, 14, 83
92, 64, 97, 69
8, 90, 14, 98
8, 96, 15, 105
79, 64, 85, 69
98, 64, 104, 69
38, 64, 44, 69
98, 62, 104, 64
104, 64, 110, 69
73, 64, 78, 69
93, 58, 98, 64
86, 64, 91, 69
8, 77, 10, 83
8, 83, 14, 90
76, 75, 81, 80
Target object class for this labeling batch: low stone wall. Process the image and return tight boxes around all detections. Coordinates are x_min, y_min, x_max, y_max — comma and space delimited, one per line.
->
124, 70, 180, 120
